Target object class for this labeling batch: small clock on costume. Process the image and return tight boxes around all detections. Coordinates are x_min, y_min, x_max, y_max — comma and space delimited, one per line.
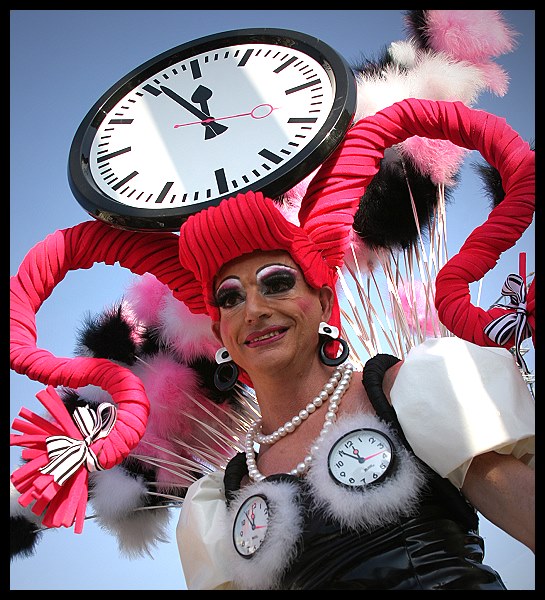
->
68, 28, 357, 231
328, 428, 395, 489
232, 494, 270, 557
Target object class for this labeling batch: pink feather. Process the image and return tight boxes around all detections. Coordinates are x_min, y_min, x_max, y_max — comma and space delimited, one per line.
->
473, 60, 510, 96
125, 273, 169, 326
399, 137, 469, 185
130, 354, 233, 483
397, 280, 440, 337
423, 10, 519, 62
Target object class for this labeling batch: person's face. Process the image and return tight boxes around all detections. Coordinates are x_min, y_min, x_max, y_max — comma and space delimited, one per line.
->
211, 250, 333, 375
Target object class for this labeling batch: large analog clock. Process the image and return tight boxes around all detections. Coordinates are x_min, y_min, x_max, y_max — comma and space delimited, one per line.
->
68, 28, 357, 230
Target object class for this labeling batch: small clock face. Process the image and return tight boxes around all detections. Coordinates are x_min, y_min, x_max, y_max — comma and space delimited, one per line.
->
232, 494, 270, 557
327, 428, 395, 489
69, 28, 356, 230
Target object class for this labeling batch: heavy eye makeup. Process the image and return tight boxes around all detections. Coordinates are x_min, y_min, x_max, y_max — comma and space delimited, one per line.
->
256, 264, 298, 295
215, 279, 245, 309
214, 264, 298, 309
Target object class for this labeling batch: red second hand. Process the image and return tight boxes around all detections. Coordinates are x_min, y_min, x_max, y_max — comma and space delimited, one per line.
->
174, 103, 277, 128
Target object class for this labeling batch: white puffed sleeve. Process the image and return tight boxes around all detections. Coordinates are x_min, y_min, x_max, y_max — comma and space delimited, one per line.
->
390, 337, 534, 489
176, 470, 236, 590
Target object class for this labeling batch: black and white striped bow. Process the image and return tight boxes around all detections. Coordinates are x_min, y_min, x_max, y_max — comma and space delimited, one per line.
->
40, 402, 118, 485
484, 273, 532, 375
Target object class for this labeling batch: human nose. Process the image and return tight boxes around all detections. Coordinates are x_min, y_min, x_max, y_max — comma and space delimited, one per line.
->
243, 289, 272, 323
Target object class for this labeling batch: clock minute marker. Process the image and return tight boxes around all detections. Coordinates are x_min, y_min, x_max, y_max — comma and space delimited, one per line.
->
96, 146, 131, 163
155, 181, 174, 204
274, 56, 297, 73
190, 59, 202, 79
288, 117, 318, 124
237, 48, 253, 67
285, 79, 321, 94
215, 168, 228, 194
259, 149, 283, 165
112, 171, 138, 191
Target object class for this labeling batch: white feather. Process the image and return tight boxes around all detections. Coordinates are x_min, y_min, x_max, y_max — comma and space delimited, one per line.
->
157, 292, 219, 361
89, 467, 171, 558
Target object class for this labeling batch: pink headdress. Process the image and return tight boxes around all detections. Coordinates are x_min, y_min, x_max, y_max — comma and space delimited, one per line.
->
10, 98, 534, 534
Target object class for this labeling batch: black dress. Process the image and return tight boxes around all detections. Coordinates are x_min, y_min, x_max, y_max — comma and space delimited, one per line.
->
224, 354, 507, 590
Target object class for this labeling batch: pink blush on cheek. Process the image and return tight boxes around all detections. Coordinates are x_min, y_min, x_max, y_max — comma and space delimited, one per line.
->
295, 296, 318, 314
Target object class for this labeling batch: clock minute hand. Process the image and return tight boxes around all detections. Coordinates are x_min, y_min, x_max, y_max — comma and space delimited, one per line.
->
245, 510, 256, 529
160, 86, 209, 120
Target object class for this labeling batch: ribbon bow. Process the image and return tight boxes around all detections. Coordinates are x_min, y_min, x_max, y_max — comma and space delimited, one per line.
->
39, 402, 118, 485
484, 273, 532, 374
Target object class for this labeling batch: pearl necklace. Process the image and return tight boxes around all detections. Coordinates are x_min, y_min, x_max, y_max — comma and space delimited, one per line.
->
245, 362, 354, 482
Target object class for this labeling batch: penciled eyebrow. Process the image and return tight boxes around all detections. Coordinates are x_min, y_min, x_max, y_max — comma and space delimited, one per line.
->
256, 263, 298, 277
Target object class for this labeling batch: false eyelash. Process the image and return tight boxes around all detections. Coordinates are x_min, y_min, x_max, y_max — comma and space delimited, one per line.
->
260, 272, 296, 293
214, 288, 244, 309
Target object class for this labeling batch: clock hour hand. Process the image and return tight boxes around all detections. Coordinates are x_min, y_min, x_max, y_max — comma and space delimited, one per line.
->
160, 85, 227, 139
245, 510, 256, 530
190, 85, 228, 139
339, 449, 365, 463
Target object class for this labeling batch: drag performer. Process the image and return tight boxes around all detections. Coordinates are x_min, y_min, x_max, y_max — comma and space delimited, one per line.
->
10, 11, 534, 590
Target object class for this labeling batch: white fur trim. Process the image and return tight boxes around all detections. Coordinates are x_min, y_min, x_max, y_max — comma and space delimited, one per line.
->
225, 478, 303, 590
307, 412, 428, 531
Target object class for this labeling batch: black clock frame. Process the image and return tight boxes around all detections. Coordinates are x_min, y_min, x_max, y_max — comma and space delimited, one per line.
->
327, 427, 397, 491
68, 28, 357, 231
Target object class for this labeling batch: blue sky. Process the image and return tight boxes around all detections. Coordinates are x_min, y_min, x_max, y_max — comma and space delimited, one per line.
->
10, 10, 534, 590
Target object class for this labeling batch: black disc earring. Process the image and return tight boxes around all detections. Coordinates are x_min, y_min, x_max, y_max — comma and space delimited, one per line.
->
213, 347, 239, 392
318, 322, 350, 367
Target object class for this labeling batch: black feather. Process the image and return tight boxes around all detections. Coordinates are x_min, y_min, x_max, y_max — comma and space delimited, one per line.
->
139, 325, 166, 356
403, 10, 431, 49
471, 143, 534, 210
187, 356, 236, 404
351, 45, 403, 77
471, 161, 505, 210
75, 303, 138, 364
353, 148, 452, 250
10, 516, 44, 560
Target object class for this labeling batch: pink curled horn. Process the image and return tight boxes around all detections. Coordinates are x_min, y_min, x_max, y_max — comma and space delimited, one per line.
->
299, 97, 534, 354
434, 169, 535, 355
10, 219, 191, 531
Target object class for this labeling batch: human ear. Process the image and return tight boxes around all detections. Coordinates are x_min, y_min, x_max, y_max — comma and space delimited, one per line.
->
319, 286, 335, 322
211, 321, 223, 344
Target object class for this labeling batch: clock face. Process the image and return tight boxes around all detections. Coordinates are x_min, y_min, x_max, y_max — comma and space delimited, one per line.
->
232, 494, 270, 557
327, 428, 395, 489
69, 28, 357, 230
